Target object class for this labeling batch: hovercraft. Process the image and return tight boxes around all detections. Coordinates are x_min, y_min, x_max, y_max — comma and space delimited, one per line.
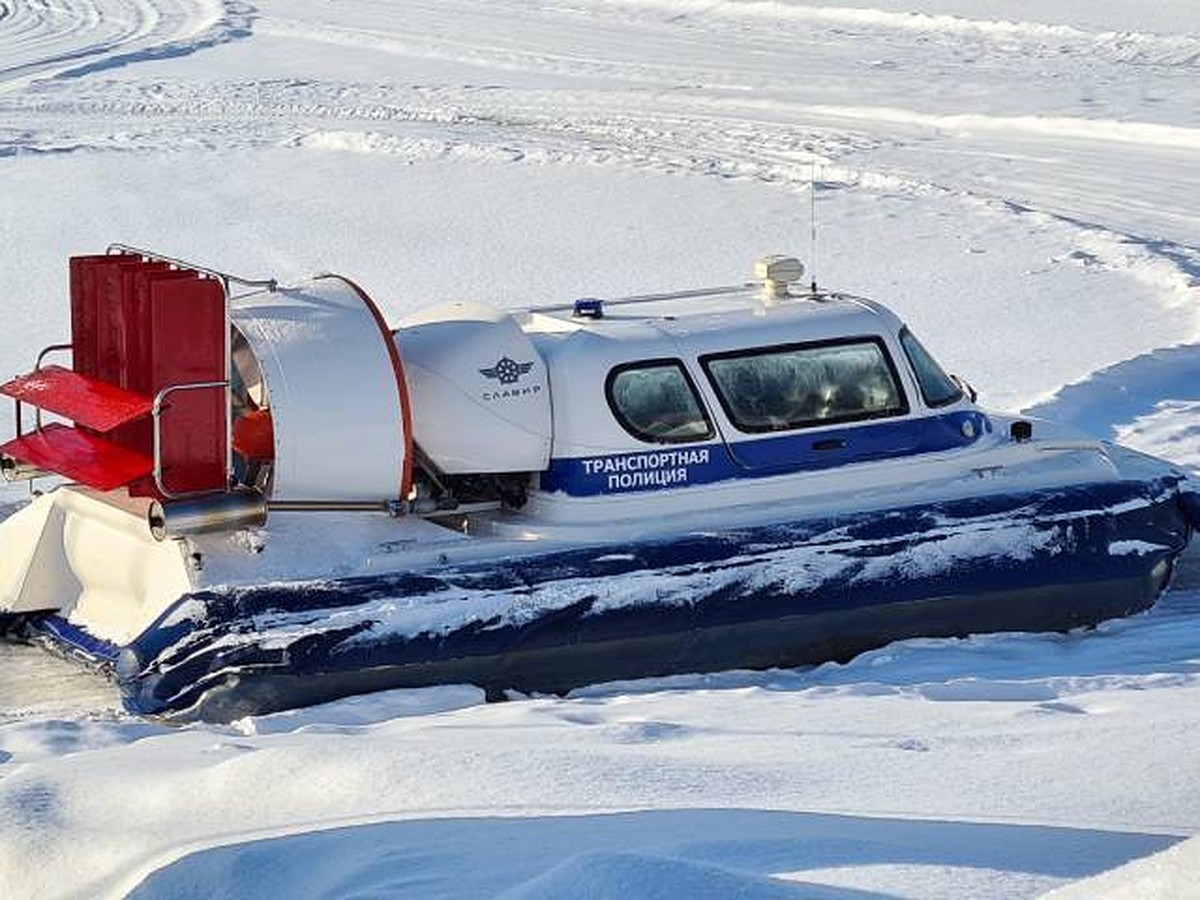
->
0, 247, 1196, 721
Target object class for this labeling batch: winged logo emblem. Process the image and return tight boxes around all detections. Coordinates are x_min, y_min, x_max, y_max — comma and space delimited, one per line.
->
479, 356, 535, 385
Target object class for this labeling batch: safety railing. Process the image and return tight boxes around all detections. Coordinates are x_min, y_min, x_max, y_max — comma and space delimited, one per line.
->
17, 343, 74, 434
107, 244, 278, 297
151, 380, 231, 500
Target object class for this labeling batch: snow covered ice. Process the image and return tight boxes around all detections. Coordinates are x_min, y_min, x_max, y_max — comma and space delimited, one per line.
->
2, 0, 1200, 897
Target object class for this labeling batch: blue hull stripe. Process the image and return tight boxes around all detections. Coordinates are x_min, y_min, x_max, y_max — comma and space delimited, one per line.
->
541, 410, 991, 496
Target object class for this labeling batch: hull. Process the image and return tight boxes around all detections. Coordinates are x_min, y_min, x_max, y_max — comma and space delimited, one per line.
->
22, 474, 1186, 721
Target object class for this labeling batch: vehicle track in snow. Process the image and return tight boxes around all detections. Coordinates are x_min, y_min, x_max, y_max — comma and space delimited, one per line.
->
9, 71, 1196, 343
257, 0, 1200, 105
0, 0, 250, 92
598, 0, 1200, 69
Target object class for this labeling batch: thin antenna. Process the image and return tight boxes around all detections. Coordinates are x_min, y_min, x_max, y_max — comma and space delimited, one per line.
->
809, 160, 819, 293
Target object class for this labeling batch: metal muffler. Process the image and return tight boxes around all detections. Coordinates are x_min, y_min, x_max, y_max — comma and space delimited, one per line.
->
149, 490, 268, 541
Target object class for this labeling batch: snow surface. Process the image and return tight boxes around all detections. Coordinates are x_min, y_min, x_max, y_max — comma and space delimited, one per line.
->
2, 0, 1200, 897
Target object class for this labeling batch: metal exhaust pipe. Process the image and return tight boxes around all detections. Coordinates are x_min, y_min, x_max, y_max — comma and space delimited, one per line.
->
150, 490, 269, 541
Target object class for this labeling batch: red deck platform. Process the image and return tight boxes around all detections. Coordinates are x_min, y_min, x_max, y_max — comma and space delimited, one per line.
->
1, 423, 153, 492
0, 365, 153, 433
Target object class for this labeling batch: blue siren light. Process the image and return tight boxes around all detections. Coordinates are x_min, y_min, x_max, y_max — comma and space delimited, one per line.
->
573, 297, 604, 319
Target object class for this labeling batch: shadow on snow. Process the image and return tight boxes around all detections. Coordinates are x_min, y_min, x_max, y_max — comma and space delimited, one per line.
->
1024, 342, 1200, 450
128, 808, 1179, 900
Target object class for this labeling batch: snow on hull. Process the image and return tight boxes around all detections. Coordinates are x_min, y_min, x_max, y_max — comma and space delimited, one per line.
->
88, 475, 1190, 721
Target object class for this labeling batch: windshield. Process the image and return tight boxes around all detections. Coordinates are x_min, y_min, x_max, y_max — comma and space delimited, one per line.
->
900, 329, 963, 407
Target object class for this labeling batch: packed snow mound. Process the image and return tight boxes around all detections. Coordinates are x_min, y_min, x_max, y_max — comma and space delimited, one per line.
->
1040, 833, 1200, 900
125, 806, 1180, 900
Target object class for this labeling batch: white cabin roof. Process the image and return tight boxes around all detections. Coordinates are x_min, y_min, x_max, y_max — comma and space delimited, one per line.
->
518, 287, 902, 360
507, 285, 928, 463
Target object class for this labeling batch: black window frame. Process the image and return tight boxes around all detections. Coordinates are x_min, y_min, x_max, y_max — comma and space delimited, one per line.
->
699, 336, 911, 434
899, 327, 964, 409
604, 357, 716, 445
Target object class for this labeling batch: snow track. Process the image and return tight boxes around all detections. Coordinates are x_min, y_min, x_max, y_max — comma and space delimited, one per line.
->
0, 0, 246, 91
600, 0, 1200, 69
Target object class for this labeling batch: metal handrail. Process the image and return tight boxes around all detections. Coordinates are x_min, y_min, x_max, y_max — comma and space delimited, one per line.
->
151, 380, 230, 500
106, 243, 278, 295
16, 342, 75, 434
35, 342, 73, 370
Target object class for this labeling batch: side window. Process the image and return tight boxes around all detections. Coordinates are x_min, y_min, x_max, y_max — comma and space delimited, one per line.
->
702, 339, 908, 432
900, 328, 963, 408
606, 360, 714, 444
